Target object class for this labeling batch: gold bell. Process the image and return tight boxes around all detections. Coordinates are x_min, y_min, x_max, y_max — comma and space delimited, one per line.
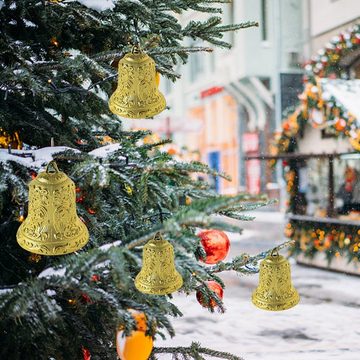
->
135, 233, 183, 295
252, 250, 300, 311
109, 46, 166, 119
17, 161, 89, 255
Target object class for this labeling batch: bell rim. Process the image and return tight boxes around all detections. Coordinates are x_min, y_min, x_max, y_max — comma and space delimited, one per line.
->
16, 223, 89, 256
135, 273, 183, 295
108, 95, 166, 119
16, 236, 89, 255
251, 290, 300, 311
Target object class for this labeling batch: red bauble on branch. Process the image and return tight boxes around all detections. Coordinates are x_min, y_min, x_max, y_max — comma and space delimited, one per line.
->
91, 274, 100, 282
196, 281, 224, 309
76, 187, 85, 203
82, 347, 91, 360
198, 229, 230, 264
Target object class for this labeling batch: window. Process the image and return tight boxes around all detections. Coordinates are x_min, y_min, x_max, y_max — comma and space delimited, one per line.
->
261, 0, 268, 42
349, 57, 360, 79
295, 156, 360, 218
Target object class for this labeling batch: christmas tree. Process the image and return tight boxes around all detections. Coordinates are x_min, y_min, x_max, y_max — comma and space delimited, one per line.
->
0, 1, 291, 359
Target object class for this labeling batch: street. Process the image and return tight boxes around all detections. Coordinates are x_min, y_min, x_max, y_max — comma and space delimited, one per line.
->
158, 212, 360, 360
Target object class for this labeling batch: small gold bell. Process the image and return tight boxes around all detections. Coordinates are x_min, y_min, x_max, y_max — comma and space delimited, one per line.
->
109, 46, 166, 119
252, 250, 299, 311
17, 161, 89, 255
135, 233, 183, 295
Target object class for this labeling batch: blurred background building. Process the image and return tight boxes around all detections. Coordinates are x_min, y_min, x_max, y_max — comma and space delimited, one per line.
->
128, 0, 360, 201
161, 0, 305, 196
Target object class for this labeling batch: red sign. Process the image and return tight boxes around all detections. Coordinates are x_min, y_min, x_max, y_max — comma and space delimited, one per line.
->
246, 159, 261, 194
242, 133, 259, 153
200, 86, 224, 99
243, 133, 260, 194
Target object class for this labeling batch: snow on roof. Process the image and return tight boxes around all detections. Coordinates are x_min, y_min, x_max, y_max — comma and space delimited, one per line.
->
321, 79, 360, 121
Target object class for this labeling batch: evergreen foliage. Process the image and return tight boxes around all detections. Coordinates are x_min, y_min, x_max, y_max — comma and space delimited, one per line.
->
0, 1, 283, 359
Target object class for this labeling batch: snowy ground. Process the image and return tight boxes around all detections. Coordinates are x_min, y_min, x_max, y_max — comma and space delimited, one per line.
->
158, 211, 360, 360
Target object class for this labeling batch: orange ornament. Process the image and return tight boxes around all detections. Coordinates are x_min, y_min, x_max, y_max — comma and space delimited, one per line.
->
167, 147, 177, 156
334, 118, 346, 132
185, 195, 192, 205
196, 280, 224, 309
198, 229, 230, 264
282, 121, 290, 131
116, 310, 152, 360
116, 330, 153, 360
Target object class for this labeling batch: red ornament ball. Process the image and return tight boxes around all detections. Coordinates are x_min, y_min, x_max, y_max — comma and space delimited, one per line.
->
198, 229, 230, 264
91, 274, 100, 282
196, 281, 224, 309
82, 347, 91, 360
81, 293, 92, 304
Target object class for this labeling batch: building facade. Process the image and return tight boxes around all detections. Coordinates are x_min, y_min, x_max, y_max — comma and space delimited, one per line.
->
162, 0, 304, 195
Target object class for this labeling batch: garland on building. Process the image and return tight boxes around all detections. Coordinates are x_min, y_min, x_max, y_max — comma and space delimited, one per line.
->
305, 24, 360, 81
285, 221, 360, 265
272, 24, 360, 265
271, 24, 360, 157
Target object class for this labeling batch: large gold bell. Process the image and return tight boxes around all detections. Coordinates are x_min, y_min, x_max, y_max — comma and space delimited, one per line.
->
17, 161, 89, 255
109, 47, 166, 119
135, 233, 183, 295
252, 250, 300, 311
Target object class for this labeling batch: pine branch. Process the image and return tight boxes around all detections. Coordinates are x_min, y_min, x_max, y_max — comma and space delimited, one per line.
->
207, 240, 296, 274
153, 342, 245, 360
148, 46, 214, 55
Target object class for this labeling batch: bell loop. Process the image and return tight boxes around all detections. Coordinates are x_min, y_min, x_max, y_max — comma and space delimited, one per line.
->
45, 160, 60, 174
131, 45, 141, 54
270, 248, 279, 257
153, 232, 162, 241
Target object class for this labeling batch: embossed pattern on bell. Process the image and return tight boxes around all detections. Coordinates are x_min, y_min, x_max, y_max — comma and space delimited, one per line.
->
109, 52, 166, 119
16, 163, 89, 255
252, 253, 300, 311
135, 235, 183, 295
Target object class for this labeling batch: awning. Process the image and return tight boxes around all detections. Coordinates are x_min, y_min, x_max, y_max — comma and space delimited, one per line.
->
244, 151, 358, 161
225, 77, 274, 131
321, 79, 360, 121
